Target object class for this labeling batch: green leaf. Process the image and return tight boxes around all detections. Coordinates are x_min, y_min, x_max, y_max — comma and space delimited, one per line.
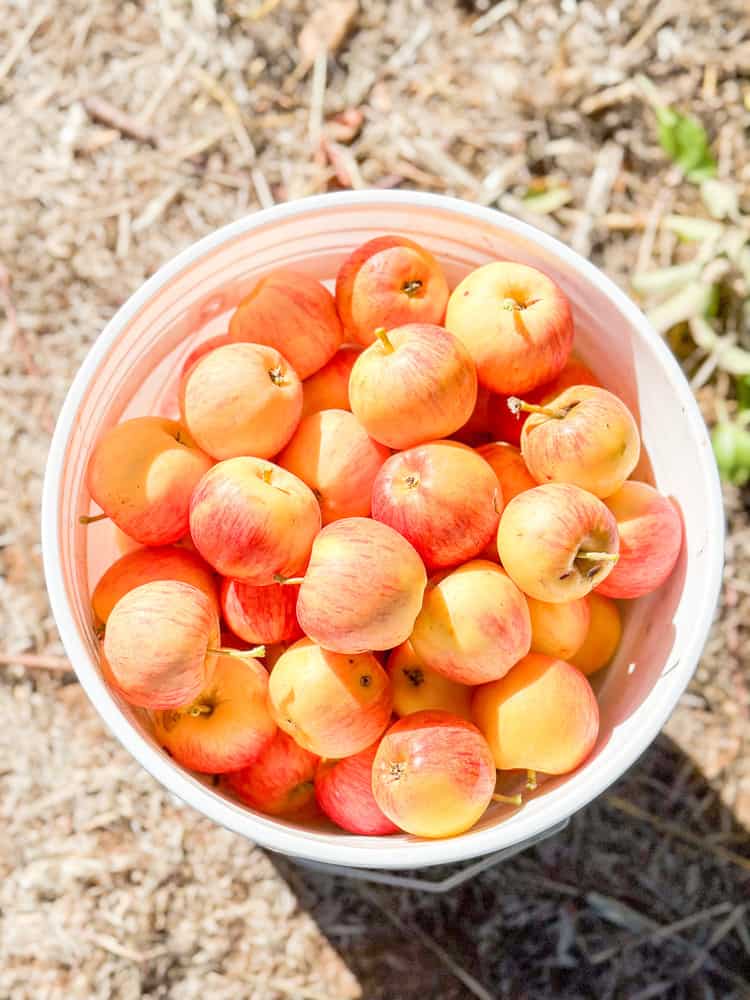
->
655, 106, 716, 183
738, 376, 750, 412
711, 420, 750, 485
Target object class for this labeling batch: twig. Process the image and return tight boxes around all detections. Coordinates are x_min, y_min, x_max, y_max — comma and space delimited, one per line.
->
191, 66, 255, 162
572, 142, 623, 255
308, 50, 328, 150
83, 96, 158, 146
357, 886, 495, 1000
0, 652, 72, 672
590, 901, 734, 964
606, 795, 750, 873
0, 3, 51, 83
684, 904, 747, 977
246, 0, 284, 19
0, 262, 39, 376
472, 0, 518, 36
81, 930, 167, 964
139, 41, 194, 124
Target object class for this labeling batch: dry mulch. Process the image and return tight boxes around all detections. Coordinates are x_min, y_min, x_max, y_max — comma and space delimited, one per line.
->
1, 1, 749, 997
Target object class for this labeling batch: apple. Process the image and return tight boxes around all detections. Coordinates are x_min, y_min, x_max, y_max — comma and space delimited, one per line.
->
91, 545, 218, 626
315, 740, 399, 835
487, 357, 602, 446
571, 593, 622, 675
179, 342, 302, 461
296, 517, 427, 653
153, 652, 276, 773
472, 653, 599, 773
386, 641, 472, 721
497, 483, 619, 602
228, 270, 342, 379
85, 416, 212, 546
410, 560, 531, 685
452, 385, 494, 445
445, 261, 574, 394
224, 730, 319, 818
371, 440, 501, 570
476, 441, 536, 505
596, 481, 683, 599
301, 345, 362, 418
189, 458, 321, 584
220, 577, 302, 645
526, 595, 591, 661
349, 324, 478, 450
335, 235, 450, 346
517, 385, 640, 499
371, 710, 496, 838
103, 580, 262, 710
181, 334, 234, 377
277, 409, 390, 524
268, 639, 392, 757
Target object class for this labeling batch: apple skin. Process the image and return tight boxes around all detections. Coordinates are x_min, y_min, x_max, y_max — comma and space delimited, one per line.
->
179, 342, 303, 461
476, 442, 536, 506
349, 324, 478, 450
103, 580, 219, 710
277, 409, 391, 525
452, 385, 494, 445
268, 639, 392, 758
189, 457, 321, 585
314, 740, 400, 835
92, 545, 218, 626
301, 345, 362, 418
86, 416, 213, 546
371, 440, 501, 571
445, 261, 574, 394
520, 385, 640, 499
571, 593, 622, 676
596, 481, 683, 599
371, 710, 496, 839
472, 653, 599, 774
527, 595, 591, 661
409, 560, 531, 685
497, 483, 619, 603
386, 641, 473, 721
488, 357, 601, 446
224, 730, 320, 819
296, 517, 427, 654
335, 236, 450, 346
228, 269, 342, 379
153, 652, 276, 773
220, 577, 303, 645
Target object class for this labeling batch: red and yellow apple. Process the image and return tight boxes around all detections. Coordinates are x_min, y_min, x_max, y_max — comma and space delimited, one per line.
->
224, 729, 320, 818
220, 577, 302, 646
296, 517, 427, 653
301, 345, 362, 418
268, 639, 392, 757
189, 458, 321, 584
315, 740, 399, 835
445, 261, 574, 394
371, 711, 496, 838
371, 440, 501, 570
596, 481, 683, 599
179, 342, 303, 461
349, 324, 478, 450
410, 560, 531, 685
497, 483, 619, 602
335, 236, 450, 346
386, 641, 473, 721
472, 653, 599, 773
527, 595, 591, 661
277, 409, 390, 524
571, 593, 622, 675
229, 270, 342, 379
476, 441, 536, 505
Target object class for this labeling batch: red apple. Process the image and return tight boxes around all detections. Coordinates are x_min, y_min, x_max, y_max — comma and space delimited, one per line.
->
349, 324, 478, 450
476, 442, 536, 505
153, 651, 276, 773
315, 740, 399, 835
228, 270, 342, 379
596, 481, 683, 599
225, 730, 319, 818
189, 458, 321, 584
335, 235, 450, 346
371, 711, 496, 838
296, 517, 427, 653
220, 577, 303, 645
445, 261, 574, 394
452, 385, 494, 445
371, 440, 501, 571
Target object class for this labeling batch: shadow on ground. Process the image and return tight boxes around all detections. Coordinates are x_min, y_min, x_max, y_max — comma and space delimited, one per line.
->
271, 734, 750, 1000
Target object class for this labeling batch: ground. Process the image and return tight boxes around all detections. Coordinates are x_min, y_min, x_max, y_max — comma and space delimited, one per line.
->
0, 1, 749, 997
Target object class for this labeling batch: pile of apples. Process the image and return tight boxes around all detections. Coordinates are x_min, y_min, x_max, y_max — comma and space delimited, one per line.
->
85, 235, 683, 840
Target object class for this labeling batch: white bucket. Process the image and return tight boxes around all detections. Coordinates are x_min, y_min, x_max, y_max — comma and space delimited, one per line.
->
42, 191, 724, 870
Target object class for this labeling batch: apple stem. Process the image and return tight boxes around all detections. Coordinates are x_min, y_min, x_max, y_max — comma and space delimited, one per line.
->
500, 297, 522, 312
577, 551, 619, 563
374, 327, 395, 354
187, 703, 213, 718
492, 793, 523, 807
261, 467, 273, 484
207, 645, 266, 660
507, 396, 567, 420
273, 574, 305, 585
526, 769, 538, 791
79, 512, 108, 525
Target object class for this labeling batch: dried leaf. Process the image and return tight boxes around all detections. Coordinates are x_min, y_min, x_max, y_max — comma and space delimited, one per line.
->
298, 0, 358, 70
